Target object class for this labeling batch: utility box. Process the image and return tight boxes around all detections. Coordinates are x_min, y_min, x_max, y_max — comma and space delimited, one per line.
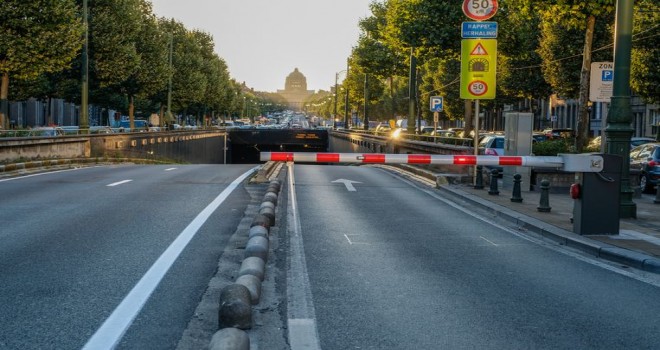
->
503, 113, 533, 190
572, 153, 621, 235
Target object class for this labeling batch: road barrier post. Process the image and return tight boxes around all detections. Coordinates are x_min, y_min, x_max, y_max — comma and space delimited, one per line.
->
511, 173, 523, 203
537, 179, 551, 212
488, 169, 499, 195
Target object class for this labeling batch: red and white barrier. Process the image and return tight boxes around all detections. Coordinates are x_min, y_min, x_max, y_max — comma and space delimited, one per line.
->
260, 152, 605, 172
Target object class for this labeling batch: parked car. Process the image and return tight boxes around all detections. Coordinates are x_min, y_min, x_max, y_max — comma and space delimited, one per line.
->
478, 134, 505, 156
589, 136, 655, 150
543, 128, 574, 139
630, 142, 660, 193
374, 123, 392, 135
28, 127, 65, 137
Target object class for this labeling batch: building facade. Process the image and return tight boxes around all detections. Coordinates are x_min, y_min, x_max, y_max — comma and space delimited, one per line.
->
276, 68, 314, 111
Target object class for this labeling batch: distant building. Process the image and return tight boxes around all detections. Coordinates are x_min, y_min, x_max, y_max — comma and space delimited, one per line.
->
277, 68, 314, 111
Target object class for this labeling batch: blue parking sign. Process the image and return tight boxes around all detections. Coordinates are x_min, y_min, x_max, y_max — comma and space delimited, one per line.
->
430, 96, 443, 112
602, 70, 613, 82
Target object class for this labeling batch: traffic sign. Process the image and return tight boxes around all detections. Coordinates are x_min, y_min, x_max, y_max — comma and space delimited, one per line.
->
462, 21, 498, 38
460, 39, 497, 99
463, 0, 498, 21
589, 62, 613, 102
430, 96, 444, 112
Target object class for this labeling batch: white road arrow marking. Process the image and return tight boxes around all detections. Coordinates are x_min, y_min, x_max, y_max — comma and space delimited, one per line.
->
332, 179, 361, 192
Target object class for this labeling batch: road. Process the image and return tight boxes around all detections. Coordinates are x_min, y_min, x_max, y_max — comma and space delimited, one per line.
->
288, 164, 660, 349
0, 164, 255, 349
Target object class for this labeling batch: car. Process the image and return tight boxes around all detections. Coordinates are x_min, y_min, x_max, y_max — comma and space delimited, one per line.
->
543, 128, 574, 139
532, 133, 548, 143
589, 136, 655, 150
374, 123, 392, 135
630, 142, 660, 193
28, 127, 65, 137
478, 134, 505, 156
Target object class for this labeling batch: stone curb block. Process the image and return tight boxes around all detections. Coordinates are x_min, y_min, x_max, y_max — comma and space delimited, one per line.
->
209, 328, 250, 350
259, 207, 276, 226
248, 225, 269, 239
642, 258, 660, 273
245, 235, 269, 261
218, 284, 252, 330
263, 192, 278, 205
236, 274, 262, 305
259, 201, 275, 211
250, 214, 272, 230
238, 256, 265, 281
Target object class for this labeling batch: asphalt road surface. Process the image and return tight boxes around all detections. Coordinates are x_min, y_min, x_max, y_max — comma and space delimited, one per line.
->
288, 164, 660, 349
0, 164, 255, 349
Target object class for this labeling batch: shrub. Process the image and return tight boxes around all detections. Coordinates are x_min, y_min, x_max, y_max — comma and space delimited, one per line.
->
532, 139, 573, 156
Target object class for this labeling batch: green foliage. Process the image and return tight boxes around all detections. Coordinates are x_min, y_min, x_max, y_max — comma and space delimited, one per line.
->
0, 0, 83, 79
532, 139, 574, 156
630, 0, 659, 104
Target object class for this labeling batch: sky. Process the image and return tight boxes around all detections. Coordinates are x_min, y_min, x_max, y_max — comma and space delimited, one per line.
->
149, 0, 374, 93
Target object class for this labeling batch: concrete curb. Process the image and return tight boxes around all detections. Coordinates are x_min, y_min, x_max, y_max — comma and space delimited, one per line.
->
392, 164, 660, 274
210, 178, 282, 349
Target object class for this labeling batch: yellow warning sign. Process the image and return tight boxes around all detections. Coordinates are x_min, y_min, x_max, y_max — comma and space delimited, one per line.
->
460, 39, 497, 99
470, 43, 488, 55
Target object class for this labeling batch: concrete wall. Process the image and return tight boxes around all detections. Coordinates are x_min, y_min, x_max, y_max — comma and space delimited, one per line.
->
0, 131, 226, 164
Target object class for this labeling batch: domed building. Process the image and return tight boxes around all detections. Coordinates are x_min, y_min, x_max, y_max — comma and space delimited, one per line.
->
277, 68, 314, 111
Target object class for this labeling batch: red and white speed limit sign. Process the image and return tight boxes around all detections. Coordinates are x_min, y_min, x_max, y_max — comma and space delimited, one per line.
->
463, 0, 498, 21
468, 80, 488, 96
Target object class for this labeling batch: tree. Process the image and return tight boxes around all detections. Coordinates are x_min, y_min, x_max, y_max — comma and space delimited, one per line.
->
0, 0, 83, 128
630, 0, 659, 104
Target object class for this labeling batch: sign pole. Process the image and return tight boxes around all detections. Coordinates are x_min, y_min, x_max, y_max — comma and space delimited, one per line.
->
473, 100, 480, 185
433, 112, 439, 143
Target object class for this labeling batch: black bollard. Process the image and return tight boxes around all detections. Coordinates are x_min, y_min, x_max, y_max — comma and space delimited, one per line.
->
511, 173, 523, 203
488, 168, 499, 195
654, 184, 660, 204
474, 165, 484, 189
537, 179, 551, 212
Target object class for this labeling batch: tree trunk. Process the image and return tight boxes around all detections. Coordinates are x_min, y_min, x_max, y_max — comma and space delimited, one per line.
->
1, 72, 9, 129
464, 99, 473, 138
576, 15, 596, 152
128, 94, 135, 130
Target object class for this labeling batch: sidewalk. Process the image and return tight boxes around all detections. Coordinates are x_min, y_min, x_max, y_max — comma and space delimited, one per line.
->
439, 180, 660, 273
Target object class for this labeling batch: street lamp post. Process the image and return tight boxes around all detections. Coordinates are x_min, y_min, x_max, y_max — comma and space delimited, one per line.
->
606, 0, 636, 218
344, 58, 350, 129
80, 0, 89, 131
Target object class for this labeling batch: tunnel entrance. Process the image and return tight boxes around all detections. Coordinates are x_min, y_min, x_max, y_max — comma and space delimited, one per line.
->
227, 129, 329, 164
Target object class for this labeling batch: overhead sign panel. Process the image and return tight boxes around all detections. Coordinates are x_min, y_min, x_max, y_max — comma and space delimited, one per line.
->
460, 39, 497, 99
462, 21, 498, 38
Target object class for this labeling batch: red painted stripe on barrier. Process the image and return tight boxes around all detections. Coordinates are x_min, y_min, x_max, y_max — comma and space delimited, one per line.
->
453, 155, 477, 165
317, 153, 340, 162
362, 154, 386, 163
499, 156, 523, 166
271, 152, 294, 162
408, 154, 432, 164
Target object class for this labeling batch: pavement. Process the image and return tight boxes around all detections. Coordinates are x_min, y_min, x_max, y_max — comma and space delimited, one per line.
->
395, 164, 660, 274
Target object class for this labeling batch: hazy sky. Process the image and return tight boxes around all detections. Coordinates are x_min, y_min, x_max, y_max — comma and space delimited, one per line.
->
149, 0, 373, 93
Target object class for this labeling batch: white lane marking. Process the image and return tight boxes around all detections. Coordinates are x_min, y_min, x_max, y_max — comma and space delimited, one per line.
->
286, 162, 322, 350
0, 166, 100, 182
165, 168, 177, 171
344, 234, 354, 245
480, 236, 499, 247
106, 180, 132, 187
332, 178, 361, 192
82, 167, 257, 350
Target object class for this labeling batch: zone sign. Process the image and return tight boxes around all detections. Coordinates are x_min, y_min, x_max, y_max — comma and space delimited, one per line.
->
463, 0, 498, 21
